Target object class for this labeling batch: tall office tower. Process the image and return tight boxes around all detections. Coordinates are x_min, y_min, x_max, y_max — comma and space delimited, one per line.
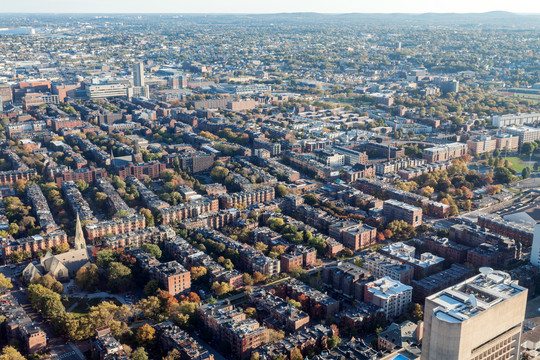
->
133, 62, 145, 87
531, 223, 540, 267
421, 268, 527, 360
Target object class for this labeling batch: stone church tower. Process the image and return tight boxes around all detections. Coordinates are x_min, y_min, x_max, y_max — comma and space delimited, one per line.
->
74, 214, 87, 250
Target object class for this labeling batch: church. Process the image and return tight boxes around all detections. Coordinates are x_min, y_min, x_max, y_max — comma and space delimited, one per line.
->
22, 214, 93, 283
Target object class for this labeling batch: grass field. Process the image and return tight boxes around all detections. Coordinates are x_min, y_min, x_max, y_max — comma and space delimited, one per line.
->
504, 156, 536, 173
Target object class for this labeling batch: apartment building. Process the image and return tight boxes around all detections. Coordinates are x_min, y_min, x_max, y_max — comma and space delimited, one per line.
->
322, 262, 374, 301
219, 187, 275, 209
126, 176, 169, 211
177, 209, 241, 231
159, 198, 219, 224
478, 214, 534, 247
62, 181, 97, 223
364, 277, 413, 319
411, 264, 473, 303
96, 178, 134, 215
492, 112, 540, 127
54, 167, 107, 187
155, 321, 214, 360
504, 126, 540, 147
381, 242, 445, 279
249, 289, 310, 332
276, 278, 340, 319
85, 214, 146, 242
328, 221, 377, 251
1, 230, 68, 262
361, 252, 414, 285
27, 184, 58, 233
0, 293, 47, 353
197, 300, 269, 359
422, 142, 467, 162
280, 245, 317, 273
383, 199, 423, 227
102, 225, 175, 249
0, 169, 37, 185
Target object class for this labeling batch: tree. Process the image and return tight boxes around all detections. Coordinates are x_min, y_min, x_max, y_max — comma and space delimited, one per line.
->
449, 205, 459, 216
132, 347, 149, 360
252, 271, 265, 284
254, 242, 268, 253
75, 264, 100, 290
141, 244, 162, 259
267, 329, 285, 343
244, 307, 257, 318
139, 208, 155, 227
242, 273, 254, 286
107, 262, 132, 292
0, 346, 25, 360
339, 248, 354, 258
210, 166, 229, 181
7, 223, 18, 236
76, 180, 89, 192
164, 349, 181, 360
190, 266, 207, 281
327, 335, 342, 349
275, 184, 289, 197
94, 192, 108, 205
96, 249, 116, 267
303, 193, 319, 206
135, 324, 156, 347
144, 280, 160, 296
522, 142, 537, 155
288, 299, 302, 309
0, 274, 12, 290
27, 284, 65, 319
522, 167, 531, 179
494, 167, 514, 184
31, 274, 63, 293
290, 348, 303, 360
409, 303, 424, 322
115, 210, 130, 218
211, 281, 232, 296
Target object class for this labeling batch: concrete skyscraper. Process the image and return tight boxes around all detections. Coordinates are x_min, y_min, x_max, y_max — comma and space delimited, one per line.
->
530, 223, 540, 267
421, 268, 527, 360
133, 62, 145, 87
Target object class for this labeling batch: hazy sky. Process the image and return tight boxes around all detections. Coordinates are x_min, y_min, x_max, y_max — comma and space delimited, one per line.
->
3, 0, 540, 14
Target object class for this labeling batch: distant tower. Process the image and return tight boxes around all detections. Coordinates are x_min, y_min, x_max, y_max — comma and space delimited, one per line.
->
133, 62, 145, 87
74, 214, 87, 250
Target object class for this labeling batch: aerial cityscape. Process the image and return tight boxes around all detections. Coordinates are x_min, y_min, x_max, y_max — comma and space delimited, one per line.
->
0, 7, 538, 360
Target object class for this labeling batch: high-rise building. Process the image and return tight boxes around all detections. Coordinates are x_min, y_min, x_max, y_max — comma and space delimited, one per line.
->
133, 62, 145, 87
530, 223, 540, 267
421, 269, 527, 360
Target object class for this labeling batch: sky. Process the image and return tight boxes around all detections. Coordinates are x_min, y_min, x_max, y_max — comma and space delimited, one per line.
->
2, 0, 540, 14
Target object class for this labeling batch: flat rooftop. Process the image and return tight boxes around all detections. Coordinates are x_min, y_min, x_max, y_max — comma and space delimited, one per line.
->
428, 269, 526, 323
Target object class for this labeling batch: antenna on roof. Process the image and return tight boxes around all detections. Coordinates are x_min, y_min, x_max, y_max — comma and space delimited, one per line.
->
479, 267, 493, 277
468, 294, 477, 308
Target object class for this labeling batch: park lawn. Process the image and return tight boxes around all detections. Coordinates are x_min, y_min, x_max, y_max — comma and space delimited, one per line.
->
505, 156, 528, 173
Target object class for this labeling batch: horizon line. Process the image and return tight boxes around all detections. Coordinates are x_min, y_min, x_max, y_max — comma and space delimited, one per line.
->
0, 11, 539, 15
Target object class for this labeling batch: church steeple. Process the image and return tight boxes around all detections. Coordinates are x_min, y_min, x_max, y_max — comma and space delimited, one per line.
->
74, 213, 86, 250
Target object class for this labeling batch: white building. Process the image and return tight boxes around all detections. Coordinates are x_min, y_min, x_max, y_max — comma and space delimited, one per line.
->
531, 223, 540, 267
364, 276, 413, 319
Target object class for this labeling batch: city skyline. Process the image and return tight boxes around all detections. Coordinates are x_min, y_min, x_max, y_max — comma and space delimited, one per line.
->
1, 0, 540, 14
